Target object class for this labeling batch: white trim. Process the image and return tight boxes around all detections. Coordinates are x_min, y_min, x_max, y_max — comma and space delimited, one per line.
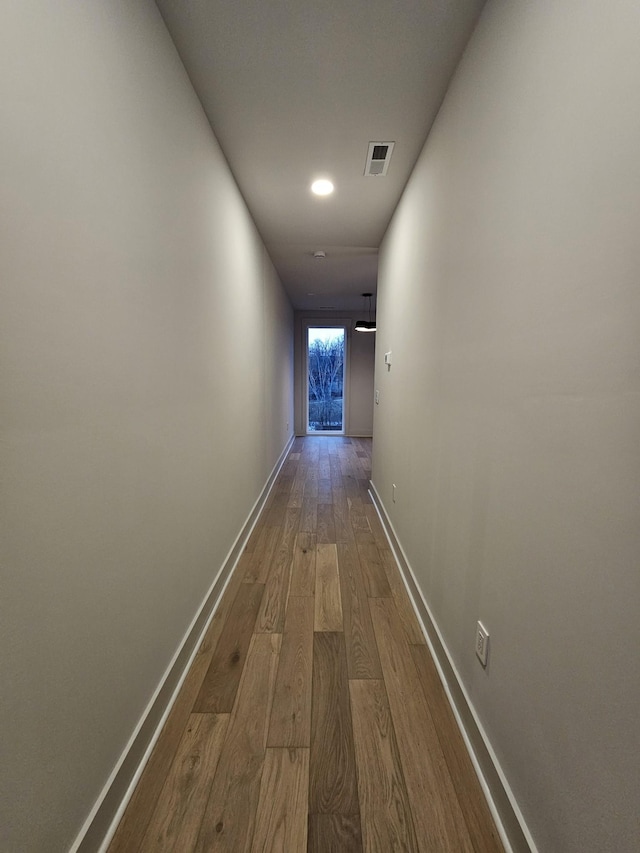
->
369, 479, 538, 853
70, 435, 294, 853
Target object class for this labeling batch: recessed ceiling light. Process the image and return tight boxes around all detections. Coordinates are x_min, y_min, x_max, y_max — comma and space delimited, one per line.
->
311, 179, 334, 196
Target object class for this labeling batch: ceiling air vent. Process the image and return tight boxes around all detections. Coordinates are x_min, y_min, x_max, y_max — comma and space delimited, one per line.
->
364, 141, 395, 177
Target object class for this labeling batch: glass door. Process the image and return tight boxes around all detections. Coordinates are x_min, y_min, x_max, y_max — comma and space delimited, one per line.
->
306, 326, 346, 434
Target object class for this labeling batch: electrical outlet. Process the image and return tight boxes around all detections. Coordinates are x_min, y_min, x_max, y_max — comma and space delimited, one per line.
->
475, 621, 489, 667
375, 389, 380, 404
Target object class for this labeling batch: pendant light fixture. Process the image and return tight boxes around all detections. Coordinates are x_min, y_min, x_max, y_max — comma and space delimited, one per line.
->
355, 292, 376, 332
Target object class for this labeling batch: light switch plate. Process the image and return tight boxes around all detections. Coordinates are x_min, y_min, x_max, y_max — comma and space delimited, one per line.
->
476, 621, 489, 667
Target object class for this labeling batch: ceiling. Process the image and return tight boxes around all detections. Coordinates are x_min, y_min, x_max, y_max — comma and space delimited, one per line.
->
154, 0, 485, 312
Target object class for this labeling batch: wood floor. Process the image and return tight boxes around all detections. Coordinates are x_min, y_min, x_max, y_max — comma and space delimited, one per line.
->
109, 437, 504, 853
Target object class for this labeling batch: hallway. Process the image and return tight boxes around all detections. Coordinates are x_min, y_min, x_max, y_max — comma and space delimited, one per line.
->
108, 437, 503, 852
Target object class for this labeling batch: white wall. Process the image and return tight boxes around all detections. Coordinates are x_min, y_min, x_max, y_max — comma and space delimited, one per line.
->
294, 311, 375, 436
0, 2, 293, 851
372, 1, 640, 851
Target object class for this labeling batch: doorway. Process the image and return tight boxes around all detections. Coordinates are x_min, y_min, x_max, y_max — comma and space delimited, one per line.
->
306, 326, 346, 434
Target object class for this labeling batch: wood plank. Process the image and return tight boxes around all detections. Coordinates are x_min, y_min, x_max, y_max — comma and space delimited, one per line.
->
330, 472, 344, 493
369, 598, 474, 852
279, 506, 301, 551
267, 596, 314, 747
290, 532, 316, 597
287, 476, 305, 508
139, 713, 229, 852
347, 497, 371, 532
343, 473, 360, 497
316, 503, 336, 544
309, 632, 359, 815
266, 493, 289, 525
333, 493, 355, 543
251, 748, 310, 852
255, 547, 292, 634
276, 476, 294, 496
300, 496, 318, 532
329, 472, 343, 486
200, 561, 253, 657
194, 583, 264, 713
349, 679, 418, 852
337, 543, 382, 679
314, 544, 343, 631
379, 546, 426, 645
318, 477, 333, 504
302, 440, 319, 459
307, 815, 363, 853
280, 458, 298, 478
330, 456, 343, 473
303, 476, 319, 499
358, 480, 372, 503
363, 504, 388, 549
108, 564, 246, 852
354, 532, 391, 597
244, 521, 265, 553
244, 525, 281, 584
255, 507, 298, 633
235, 551, 257, 584
409, 645, 504, 853
195, 633, 281, 853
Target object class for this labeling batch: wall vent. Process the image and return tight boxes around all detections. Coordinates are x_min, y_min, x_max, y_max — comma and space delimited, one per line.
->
364, 141, 395, 177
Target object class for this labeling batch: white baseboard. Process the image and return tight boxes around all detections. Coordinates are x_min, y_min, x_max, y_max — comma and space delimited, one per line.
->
369, 479, 538, 853
70, 435, 295, 853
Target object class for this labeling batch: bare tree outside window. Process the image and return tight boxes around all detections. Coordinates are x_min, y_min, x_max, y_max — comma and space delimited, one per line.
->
307, 328, 345, 431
